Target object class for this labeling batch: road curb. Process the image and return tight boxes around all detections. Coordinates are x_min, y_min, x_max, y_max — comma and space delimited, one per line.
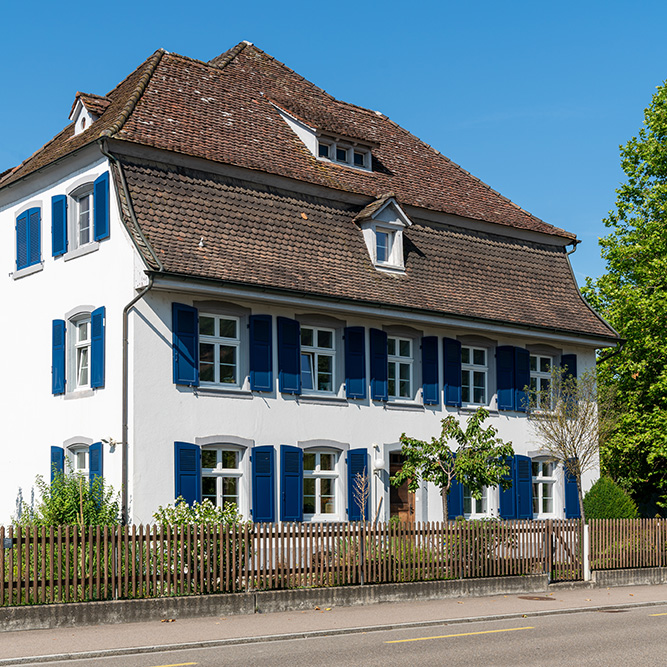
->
3, 598, 667, 665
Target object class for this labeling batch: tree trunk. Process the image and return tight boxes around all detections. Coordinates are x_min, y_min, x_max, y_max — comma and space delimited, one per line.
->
576, 474, 586, 524
441, 487, 449, 522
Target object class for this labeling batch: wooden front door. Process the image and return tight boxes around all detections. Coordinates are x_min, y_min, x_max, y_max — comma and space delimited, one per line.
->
389, 452, 415, 524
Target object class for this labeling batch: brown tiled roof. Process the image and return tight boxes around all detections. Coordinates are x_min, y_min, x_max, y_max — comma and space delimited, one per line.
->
1, 42, 573, 240
70, 92, 111, 118
118, 157, 615, 339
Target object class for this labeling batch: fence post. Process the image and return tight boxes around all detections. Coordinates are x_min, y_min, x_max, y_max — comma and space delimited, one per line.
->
582, 522, 591, 581
360, 522, 365, 586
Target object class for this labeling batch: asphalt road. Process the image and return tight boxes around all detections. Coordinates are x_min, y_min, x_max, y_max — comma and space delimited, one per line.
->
24, 604, 667, 666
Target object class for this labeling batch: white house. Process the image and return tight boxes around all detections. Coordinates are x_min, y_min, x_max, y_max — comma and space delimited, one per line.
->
0, 42, 619, 526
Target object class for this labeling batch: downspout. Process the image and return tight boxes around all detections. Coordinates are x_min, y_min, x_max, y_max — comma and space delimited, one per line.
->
98, 138, 164, 524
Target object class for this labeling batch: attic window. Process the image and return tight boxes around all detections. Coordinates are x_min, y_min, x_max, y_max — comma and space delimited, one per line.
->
317, 137, 371, 170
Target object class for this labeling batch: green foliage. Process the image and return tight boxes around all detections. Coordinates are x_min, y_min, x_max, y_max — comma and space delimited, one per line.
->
583, 80, 667, 514
153, 497, 248, 527
391, 408, 514, 520
16, 470, 120, 527
583, 477, 639, 520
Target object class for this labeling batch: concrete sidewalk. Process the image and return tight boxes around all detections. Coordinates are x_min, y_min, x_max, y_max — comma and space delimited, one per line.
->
1, 582, 667, 664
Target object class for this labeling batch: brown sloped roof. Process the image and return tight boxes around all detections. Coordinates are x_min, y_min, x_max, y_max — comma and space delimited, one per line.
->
118, 156, 615, 339
1, 42, 573, 240
70, 92, 111, 118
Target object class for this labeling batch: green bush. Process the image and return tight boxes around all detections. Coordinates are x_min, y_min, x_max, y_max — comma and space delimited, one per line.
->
583, 477, 638, 519
16, 469, 120, 527
152, 497, 248, 527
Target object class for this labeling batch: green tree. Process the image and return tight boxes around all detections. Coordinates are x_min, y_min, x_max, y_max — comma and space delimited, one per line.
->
390, 408, 514, 520
16, 469, 120, 527
583, 80, 667, 514
583, 477, 638, 520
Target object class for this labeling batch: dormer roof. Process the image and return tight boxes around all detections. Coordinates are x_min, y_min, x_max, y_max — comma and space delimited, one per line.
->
355, 193, 411, 227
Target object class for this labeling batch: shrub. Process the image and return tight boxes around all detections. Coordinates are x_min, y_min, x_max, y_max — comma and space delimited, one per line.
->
583, 477, 638, 519
152, 497, 248, 527
16, 469, 120, 527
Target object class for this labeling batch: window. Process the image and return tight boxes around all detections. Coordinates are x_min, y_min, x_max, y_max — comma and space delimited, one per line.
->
202, 447, 243, 508
300, 326, 335, 393
530, 355, 552, 409
463, 486, 488, 516
69, 446, 89, 479
462, 346, 487, 405
16, 207, 41, 271
199, 314, 240, 386
303, 451, 339, 518
376, 230, 394, 264
74, 187, 93, 247
73, 316, 91, 389
388, 337, 412, 399
317, 137, 371, 170
532, 460, 556, 516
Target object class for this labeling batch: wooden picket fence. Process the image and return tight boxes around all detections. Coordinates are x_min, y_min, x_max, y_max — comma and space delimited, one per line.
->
589, 519, 667, 570
0, 520, 582, 607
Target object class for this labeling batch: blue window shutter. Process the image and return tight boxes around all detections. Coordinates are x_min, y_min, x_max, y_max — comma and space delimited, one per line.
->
249, 315, 273, 391
93, 172, 110, 241
252, 446, 276, 522
89, 441, 103, 490
347, 449, 369, 521
91, 307, 105, 389
370, 328, 388, 401
515, 347, 530, 413
443, 338, 462, 407
515, 455, 533, 519
280, 445, 303, 522
174, 442, 201, 505
52, 319, 66, 395
561, 354, 578, 380
172, 303, 199, 386
51, 195, 68, 257
277, 317, 301, 394
496, 345, 515, 411
344, 326, 366, 399
28, 208, 41, 266
564, 459, 581, 518
448, 476, 464, 520
422, 336, 439, 405
16, 211, 28, 270
499, 455, 517, 519
50, 446, 64, 483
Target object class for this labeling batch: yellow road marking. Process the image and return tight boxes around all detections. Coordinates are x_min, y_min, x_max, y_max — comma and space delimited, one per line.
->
386, 626, 534, 643
649, 613, 667, 616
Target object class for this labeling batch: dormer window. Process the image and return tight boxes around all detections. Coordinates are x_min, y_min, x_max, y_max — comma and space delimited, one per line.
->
355, 194, 412, 273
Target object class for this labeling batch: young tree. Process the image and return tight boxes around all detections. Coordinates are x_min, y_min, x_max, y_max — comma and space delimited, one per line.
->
390, 408, 514, 521
526, 366, 616, 522
583, 79, 667, 513
352, 470, 370, 523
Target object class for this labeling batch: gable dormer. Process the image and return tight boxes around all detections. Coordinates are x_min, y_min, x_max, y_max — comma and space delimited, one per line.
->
273, 103, 375, 172
69, 92, 111, 136
355, 194, 412, 274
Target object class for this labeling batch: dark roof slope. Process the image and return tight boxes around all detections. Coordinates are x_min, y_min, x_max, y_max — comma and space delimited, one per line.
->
118, 156, 614, 339
1, 42, 572, 240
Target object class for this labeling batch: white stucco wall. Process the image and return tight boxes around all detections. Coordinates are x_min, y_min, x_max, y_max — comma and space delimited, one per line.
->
0, 147, 140, 524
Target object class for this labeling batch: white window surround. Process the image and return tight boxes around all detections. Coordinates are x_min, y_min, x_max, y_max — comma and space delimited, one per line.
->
300, 325, 336, 394
461, 345, 488, 406
463, 486, 490, 519
530, 354, 553, 410
68, 445, 90, 479
198, 441, 250, 517
65, 311, 92, 392
303, 449, 341, 522
532, 458, 558, 518
387, 336, 413, 400
199, 313, 241, 388
65, 183, 97, 255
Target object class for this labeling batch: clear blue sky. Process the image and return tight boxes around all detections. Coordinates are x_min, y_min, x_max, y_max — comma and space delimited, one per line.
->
2, 0, 666, 286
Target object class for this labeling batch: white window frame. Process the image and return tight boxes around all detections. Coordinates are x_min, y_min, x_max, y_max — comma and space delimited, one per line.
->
201, 446, 245, 511
461, 346, 488, 406
388, 336, 413, 400
71, 314, 91, 391
463, 486, 489, 518
530, 354, 553, 410
300, 326, 336, 394
68, 445, 90, 479
316, 137, 372, 172
303, 450, 341, 521
198, 313, 241, 388
69, 184, 94, 250
532, 459, 557, 518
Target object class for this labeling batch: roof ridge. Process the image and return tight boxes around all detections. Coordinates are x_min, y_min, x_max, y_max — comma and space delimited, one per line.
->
207, 40, 251, 69
100, 49, 165, 139
78, 91, 110, 101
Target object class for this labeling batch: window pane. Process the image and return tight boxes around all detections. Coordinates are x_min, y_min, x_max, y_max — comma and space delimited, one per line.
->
200, 363, 214, 383
480, 488, 488, 513
202, 476, 217, 500
317, 330, 333, 349
354, 151, 365, 167
221, 450, 238, 469
461, 347, 470, 364
219, 345, 236, 384
320, 478, 335, 513
532, 461, 539, 477
388, 362, 396, 396
540, 357, 551, 373
317, 355, 333, 392
399, 363, 410, 381
387, 338, 396, 356
399, 339, 410, 357
336, 147, 347, 162
304, 453, 316, 471
301, 353, 314, 390
462, 370, 470, 403
78, 321, 89, 342
200, 343, 214, 363
473, 348, 485, 366
543, 462, 554, 477
473, 371, 485, 404
377, 232, 389, 262
75, 451, 86, 470
78, 348, 89, 386
199, 316, 215, 336
303, 478, 316, 514
533, 485, 540, 513
301, 327, 314, 347
318, 143, 329, 158
219, 318, 236, 339
320, 453, 334, 471
530, 355, 537, 372
530, 377, 537, 392
463, 491, 472, 515
202, 450, 217, 469
222, 477, 238, 504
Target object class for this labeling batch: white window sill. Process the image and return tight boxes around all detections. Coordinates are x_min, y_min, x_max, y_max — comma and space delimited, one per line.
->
304, 516, 342, 523
459, 405, 498, 415
384, 401, 424, 412
297, 394, 348, 406
12, 262, 44, 280
373, 262, 405, 275
64, 242, 99, 262
316, 156, 372, 173
64, 388, 95, 400
195, 386, 253, 399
